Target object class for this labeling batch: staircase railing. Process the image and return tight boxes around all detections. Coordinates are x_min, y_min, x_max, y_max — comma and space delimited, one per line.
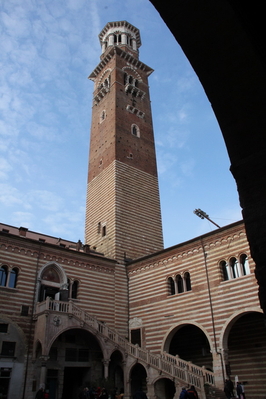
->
36, 298, 215, 389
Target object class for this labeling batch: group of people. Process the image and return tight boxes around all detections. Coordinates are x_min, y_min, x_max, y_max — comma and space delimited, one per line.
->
79, 387, 115, 399
224, 379, 246, 399
179, 385, 199, 399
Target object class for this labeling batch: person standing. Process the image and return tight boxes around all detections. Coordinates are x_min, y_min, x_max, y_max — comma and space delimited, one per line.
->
179, 387, 189, 399
186, 385, 199, 399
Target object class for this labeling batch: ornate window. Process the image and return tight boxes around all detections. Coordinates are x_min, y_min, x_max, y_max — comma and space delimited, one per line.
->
220, 260, 229, 281
176, 274, 184, 293
240, 254, 250, 276
184, 272, 191, 291
0, 266, 18, 288
8, 268, 18, 288
168, 277, 175, 295
221, 254, 250, 281
229, 257, 238, 278
0, 266, 8, 286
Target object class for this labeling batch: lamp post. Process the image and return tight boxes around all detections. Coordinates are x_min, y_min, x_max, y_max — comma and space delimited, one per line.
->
194, 208, 221, 228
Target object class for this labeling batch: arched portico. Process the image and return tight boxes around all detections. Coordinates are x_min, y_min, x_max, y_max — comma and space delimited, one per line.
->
162, 322, 214, 371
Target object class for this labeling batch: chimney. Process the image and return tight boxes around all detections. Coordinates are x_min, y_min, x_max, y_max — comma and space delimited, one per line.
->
19, 227, 28, 237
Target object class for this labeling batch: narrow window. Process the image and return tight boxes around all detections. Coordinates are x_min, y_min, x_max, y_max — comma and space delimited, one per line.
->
97, 222, 101, 234
176, 274, 184, 293
8, 268, 18, 288
21, 305, 29, 316
0, 324, 8, 333
131, 328, 141, 346
229, 257, 238, 278
184, 272, 191, 291
240, 254, 250, 276
220, 260, 229, 280
102, 225, 106, 237
124, 73, 128, 85
131, 124, 140, 138
101, 110, 106, 122
129, 75, 133, 84
168, 277, 175, 295
72, 280, 78, 299
1, 341, 16, 357
0, 266, 8, 286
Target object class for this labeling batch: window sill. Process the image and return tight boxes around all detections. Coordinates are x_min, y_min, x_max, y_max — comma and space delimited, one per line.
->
0, 286, 18, 292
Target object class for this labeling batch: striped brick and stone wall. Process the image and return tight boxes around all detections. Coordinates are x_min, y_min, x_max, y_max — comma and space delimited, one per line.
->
127, 220, 264, 395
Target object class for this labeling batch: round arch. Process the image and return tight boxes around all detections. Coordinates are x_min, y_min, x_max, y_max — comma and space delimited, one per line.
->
162, 322, 213, 371
46, 325, 111, 361
219, 306, 263, 350
162, 320, 214, 353
154, 377, 176, 399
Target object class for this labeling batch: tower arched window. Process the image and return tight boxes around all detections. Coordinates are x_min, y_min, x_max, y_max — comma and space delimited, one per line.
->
8, 268, 18, 288
114, 34, 122, 44
176, 274, 184, 293
104, 77, 110, 88
240, 254, 250, 276
131, 124, 140, 138
184, 272, 191, 291
168, 277, 175, 295
0, 266, 8, 286
100, 110, 106, 122
229, 257, 238, 278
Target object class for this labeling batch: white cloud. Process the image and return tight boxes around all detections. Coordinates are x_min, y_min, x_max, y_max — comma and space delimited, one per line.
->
11, 211, 35, 228
27, 190, 64, 212
0, 183, 22, 206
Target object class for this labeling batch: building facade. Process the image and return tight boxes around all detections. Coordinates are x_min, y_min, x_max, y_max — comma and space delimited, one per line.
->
0, 21, 265, 399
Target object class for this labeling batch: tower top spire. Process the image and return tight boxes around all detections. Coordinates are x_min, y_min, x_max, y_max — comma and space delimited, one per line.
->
98, 21, 141, 58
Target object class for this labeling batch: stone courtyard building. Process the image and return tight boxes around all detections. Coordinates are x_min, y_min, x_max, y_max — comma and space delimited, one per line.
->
0, 21, 265, 399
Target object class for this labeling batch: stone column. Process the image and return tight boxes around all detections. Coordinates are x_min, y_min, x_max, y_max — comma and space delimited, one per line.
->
122, 33, 127, 45
103, 359, 109, 379
39, 356, 49, 388
109, 34, 114, 46
132, 39, 137, 51
211, 351, 225, 389
146, 377, 154, 399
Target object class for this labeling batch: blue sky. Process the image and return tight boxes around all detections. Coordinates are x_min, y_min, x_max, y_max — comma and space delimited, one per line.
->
0, 0, 242, 248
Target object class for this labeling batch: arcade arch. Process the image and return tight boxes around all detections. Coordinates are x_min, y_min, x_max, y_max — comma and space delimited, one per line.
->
44, 328, 104, 399
154, 378, 176, 399
130, 363, 147, 396
108, 350, 124, 393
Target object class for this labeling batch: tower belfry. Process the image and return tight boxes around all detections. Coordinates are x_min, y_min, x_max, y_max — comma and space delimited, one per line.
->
85, 21, 163, 261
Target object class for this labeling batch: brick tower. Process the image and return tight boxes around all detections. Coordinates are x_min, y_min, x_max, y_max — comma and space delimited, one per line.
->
85, 21, 163, 261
